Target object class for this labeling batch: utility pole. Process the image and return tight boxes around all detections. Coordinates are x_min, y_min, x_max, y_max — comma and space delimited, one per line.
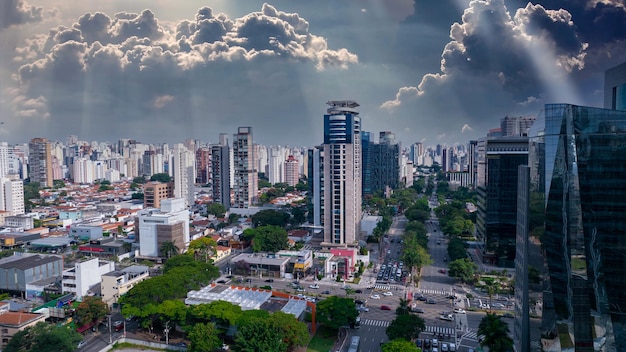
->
108, 315, 112, 344
164, 320, 171, 345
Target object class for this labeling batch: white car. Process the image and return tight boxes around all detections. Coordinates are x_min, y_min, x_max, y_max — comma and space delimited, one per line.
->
309, 284, 319, 289
370, 294, 381, 299
453, 308, 466, 314
383, 291, 393, 296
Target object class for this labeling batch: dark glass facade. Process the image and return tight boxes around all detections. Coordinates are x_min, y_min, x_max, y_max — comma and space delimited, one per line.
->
528, 104, 626, 352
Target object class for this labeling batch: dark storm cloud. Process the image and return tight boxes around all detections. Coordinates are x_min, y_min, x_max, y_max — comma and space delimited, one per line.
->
8, 4, 357, 142
0, 0, 44, 29
381, 0, 588, 144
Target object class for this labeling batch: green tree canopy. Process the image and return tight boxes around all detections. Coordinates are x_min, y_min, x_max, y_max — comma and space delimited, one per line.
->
385, 314, 425, 341
5, 322, 83, 352
447, 236, 468, 261
448, 258, 477, 283
160, 240, 179, 259
251, 209, 290, 227
189, 300, 243, 329
150, 173, 171, 182
235, 316, 286, 352
75, 296, 108, 326
382, 339, 421, 352
250, 225, 289, 252
206, 203, 227, 218
478, 313, 514, 352
187, 237, 217, 263
133, 176, 147, 184
316, 296, 359, 330
188, 322, 221, 352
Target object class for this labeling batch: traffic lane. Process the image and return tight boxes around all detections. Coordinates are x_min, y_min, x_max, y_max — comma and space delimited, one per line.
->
355, 325, 389, 352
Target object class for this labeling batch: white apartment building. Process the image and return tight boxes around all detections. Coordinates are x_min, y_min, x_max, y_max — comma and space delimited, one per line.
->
62, 258, 115, 300
137, 198, 190, 257
172, 144, 195, 209
0, 177, 24, 215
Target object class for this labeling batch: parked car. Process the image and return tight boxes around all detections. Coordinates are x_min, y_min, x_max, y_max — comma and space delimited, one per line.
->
442, 342, 449, 352
380, 305, 391, 310
453, 308, 466, 314
412, 307, 425, 313
321, 290, 331, 294
427, 298, 437, 304
449, 343, 457, 351
264, 279, 274, 283
296, 287, 306, 292
309, 284, 319, 289
355, 289, 363, 293
383, 291, 393, 296
355, 299, 365, 305
501, 312, 514, 319
432, 338, 439, 347
492, 303, 505, 308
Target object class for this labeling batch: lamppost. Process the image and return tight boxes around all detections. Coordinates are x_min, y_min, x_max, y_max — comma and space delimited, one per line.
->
108, 314, 112, 344
164, 320, 171, 345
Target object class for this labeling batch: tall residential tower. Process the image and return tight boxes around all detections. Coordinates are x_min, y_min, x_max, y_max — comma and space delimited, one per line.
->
232, 127, 257, 209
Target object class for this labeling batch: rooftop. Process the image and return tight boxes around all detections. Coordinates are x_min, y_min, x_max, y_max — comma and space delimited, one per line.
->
0, 254, 62, 270
0, 311, 44, 327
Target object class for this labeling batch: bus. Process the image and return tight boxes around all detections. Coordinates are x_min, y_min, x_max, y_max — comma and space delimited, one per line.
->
348, 336, 360, 352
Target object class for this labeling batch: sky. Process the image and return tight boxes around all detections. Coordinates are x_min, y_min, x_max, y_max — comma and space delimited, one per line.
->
1, 0, 625, 148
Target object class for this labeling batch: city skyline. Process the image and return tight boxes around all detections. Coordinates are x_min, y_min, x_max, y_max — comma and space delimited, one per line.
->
1, 1, 626, 147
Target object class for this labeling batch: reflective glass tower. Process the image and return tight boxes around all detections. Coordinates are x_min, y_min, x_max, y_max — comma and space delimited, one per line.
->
528, 104, 626, 351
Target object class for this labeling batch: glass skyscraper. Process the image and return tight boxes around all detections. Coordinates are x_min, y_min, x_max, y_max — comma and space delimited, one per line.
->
528, 104, 626, 351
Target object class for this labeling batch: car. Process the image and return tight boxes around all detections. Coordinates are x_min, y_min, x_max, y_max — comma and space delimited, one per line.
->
492, 303, 505, 308
453, 308, 466, 314
442, 343, 449, 352
439, 314, 453, 321
439, 269, 447, 274
370, 294, 381, 299
296, 287, 305, 292
416, 339, 423, 347
114, 320, 124, 331
383, 291, 393, 296
175, 342, 187, 347
355, 299, 365, 305
446, 294, 456, 299
416, 294, 427, 301
226, 275, 234, 279
217, 279, 226, 284
357, 306, 370, 312
355, 289, 363, 293
245, 278, 252, 282
437, 240, 441, 245
77, 341, 86, 349
380, 305, 391, 310
321, 290, 331, 294
432, 338, 439, 347
501, 312, 514, 319
480, 303, 490, 309
427, 298, 437, 304
424, 339, 431, 348
309, 284, 319, 289
433, 348, 439, 352
449, 343, 457, 351
264, 279, 274, 283
412, 307, 425, 313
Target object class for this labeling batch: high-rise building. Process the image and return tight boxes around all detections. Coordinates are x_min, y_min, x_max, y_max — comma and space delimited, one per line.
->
0, 177, 25, 215
475, 135, 528, 267
500, 115, 536, 137
322, 101, 362, 247
0, 143, 8, 179
211, 143, 231, 209
525, 104, 626, 352
307, 146, 323, 228
195, 146, 211, 184
172, 143, 195, 209
268, 147, 284, 185
284, 155, 299, 186
604, 61, 626, 110
137, 198, 189, 257
362, 131, 400, 196
28, 138, 53, 187
232, 127, 257, 209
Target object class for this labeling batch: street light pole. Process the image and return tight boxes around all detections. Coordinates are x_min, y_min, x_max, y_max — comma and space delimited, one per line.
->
108, 314, 112, 344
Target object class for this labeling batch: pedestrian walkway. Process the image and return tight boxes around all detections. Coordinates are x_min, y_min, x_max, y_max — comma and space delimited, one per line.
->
461, 330, 484, 341
416, 288, 452, 296
361, 319, 391, 327
424, 325, 455, 335
373, 284, 391, 290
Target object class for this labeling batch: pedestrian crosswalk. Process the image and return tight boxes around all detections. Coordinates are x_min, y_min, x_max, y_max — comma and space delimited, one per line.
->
416, 288, 453, 296
424, 325, 455, 335
373, 284, 391, 290
461, 330, 484, 341
361, 319, 391, 327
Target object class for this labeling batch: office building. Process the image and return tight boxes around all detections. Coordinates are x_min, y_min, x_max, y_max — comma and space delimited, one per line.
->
136, 198, 190, 257
284, 155, 299, 186
527, 104, 626, 351
307, 146, 323, 228
232, 127, 258, 208
604, 61, 626, 110
195, 146, 211, 184
500, 115, 536, 137
28, 138, 53, 187
61, 258, 115, 300
475, 135, 528, 267
211, 143, 231, 209
362, 131, 400, 196
0, 143, 8, 179
321, 101, 362, 247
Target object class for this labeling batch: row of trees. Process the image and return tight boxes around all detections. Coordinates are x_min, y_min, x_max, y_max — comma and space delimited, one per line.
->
401, 197, 433, 276
381, 297, 426, 352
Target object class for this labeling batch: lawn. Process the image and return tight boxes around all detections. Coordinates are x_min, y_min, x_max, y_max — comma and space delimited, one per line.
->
307, 326, 337, 352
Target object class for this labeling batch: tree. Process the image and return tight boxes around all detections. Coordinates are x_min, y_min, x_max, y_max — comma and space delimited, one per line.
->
268, 311, 309, 350
188, 322, 221, 352
382, 339, 421, 352
228, 213, 241, 225
133, 176, 147, 184
251, 225, 289, 252
478, 313, 514, 352
187, 237, 217, 263
5, 322, 83, 352
395, 298, 410, 315
150, 173, 171, 182
316, 296, 359, 330
160, 240, 179, 259
131, 192, 144, 200
235, 317, 286, 352
189, 300, 243, 329
206, 203, 226, 218
75, 296, 108, 326
448, 258, 477, 283
251, 209, 290, 227
447, 236, 467, 261
386, 314, 425, 341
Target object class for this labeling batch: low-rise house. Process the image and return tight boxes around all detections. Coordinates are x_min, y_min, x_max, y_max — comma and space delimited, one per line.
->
101, 265, 150, 307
